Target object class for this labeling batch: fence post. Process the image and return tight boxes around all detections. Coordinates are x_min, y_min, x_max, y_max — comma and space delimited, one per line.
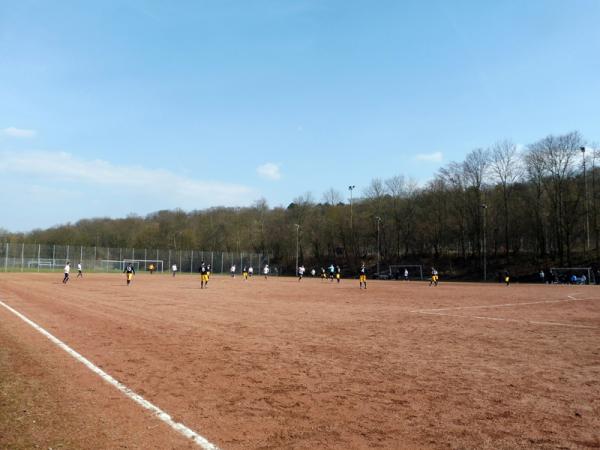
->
52, 245, 56, 269
107, 248, 110, 272
211, 251, 214, 271
37, 244, 41, 272
20, 243, 24, 272
190, 250, 194, 274
4, 243, 8, 272
221, 252, 224, 274
168, 250, 171, 272
66, 245, 70, 262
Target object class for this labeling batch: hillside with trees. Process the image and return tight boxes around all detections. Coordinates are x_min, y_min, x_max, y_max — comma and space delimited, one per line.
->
3, 131, 599, 280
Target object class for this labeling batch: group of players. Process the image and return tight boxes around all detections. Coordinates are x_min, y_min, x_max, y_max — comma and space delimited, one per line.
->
61, 259, 441, 289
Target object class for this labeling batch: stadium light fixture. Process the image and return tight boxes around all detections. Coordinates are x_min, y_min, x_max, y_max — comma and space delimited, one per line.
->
581, 147, 590, 252
480, 204, 487, 281
348, 185, 356, 230
295, 224, 300, 277
375, 216, 382, 275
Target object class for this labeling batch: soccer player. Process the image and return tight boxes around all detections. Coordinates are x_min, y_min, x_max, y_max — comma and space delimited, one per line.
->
504, 270, 510, 286
359, 263, 367, 289
148, 263, 155, 274
321, 267, 326, 281
336, 265, 341, 283
124, 263, 135, 286
172, 263, 178, 277
199, 261, 209, 288
63, 262, 71, 284
329, 264, 335, 282
230, 264, 236, 278
311, 268, 316, 277
242, 266, 249, 280
77, 262, 83, 278
429, 268, 439, 287
263, 264, 270, 279
206, 264, 211, 279
248, 266, 254, 277
404, 268, 409, 281
298, 265, 305, 281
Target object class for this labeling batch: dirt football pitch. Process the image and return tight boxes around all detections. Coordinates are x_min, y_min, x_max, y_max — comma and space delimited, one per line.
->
1, 272, 599, 449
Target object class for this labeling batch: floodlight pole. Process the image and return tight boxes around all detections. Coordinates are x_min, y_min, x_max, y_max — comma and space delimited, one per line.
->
481, 204, 488, 281
295, 224, 300, 276
581, 147, 590, 253
375, 216, 382, 275
348, 185, 356, 231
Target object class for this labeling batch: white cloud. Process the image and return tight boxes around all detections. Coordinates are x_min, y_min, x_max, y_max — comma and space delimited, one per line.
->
256, 162, 281, 180
414, 151, 443, 163
2, 127, 37, 138
0, 150, 256, 207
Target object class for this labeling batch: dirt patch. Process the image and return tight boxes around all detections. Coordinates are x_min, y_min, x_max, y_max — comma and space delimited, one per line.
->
1, 273, 599, 449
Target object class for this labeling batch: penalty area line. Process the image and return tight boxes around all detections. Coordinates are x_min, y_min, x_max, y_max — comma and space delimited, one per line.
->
415, 311, 598, 329
0, 299, 220, 450
411, 294, 592, 314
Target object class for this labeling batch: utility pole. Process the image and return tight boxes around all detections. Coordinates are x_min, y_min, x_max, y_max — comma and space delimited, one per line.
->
348, 185, 356, 230
375, 216, 382, 275
295, 224, 300, 277
481, 204, 487, 281
581, 147, 590, 253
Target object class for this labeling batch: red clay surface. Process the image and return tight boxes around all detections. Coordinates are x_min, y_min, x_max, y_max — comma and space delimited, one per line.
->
1, 273, 599, 449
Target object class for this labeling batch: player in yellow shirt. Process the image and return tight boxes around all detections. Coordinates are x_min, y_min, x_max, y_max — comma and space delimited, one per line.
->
199, 262, 209, 289
359, 263, 367, 289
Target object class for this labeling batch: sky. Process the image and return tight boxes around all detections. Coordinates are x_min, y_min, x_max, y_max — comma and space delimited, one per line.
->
1, 0, 599, 232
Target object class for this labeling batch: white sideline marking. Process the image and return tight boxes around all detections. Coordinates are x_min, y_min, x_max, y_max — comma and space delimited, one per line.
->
0, 299, 220, 450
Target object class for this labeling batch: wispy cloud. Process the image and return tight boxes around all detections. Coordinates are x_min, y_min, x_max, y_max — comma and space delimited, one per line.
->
2, 127, 37, 138
0, 150, 256, 206
256, 162, 282, 180
414, 151, 443, 163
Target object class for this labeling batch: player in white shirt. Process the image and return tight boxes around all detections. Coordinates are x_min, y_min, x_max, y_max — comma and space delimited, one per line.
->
172, 264, 178, 277
77, 262, 83, 278
263, 264, 270, 279
298, 265, 306, 281
248, 266, 254, 277
230, 264, 236, 277
63, 262, 71, 284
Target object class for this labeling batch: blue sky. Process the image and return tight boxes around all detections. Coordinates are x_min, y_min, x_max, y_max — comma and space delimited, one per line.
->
1, 0, 599, 231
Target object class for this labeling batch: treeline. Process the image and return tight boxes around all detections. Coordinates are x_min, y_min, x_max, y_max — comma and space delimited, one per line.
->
3, 130, 599, 278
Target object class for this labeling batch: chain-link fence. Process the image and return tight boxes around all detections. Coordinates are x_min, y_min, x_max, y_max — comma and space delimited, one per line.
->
0, 243, 267, 274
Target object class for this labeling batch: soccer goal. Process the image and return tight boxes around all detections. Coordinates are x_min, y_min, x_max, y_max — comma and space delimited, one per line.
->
123, 259, 164, 273
549, 267, 594, 285
388, 265, 424, 280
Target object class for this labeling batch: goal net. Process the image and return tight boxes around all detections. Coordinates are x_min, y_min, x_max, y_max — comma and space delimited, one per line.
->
549, 267, 594, 285
100, 259, 164, 273
388, 265, 423, 280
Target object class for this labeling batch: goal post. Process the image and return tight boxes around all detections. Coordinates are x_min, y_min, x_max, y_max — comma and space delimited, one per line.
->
549, 267, 594, 284
388, 264, 423, 280
123, 259, 164, 273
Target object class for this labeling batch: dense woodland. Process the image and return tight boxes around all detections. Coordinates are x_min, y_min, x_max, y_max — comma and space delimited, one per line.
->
2, 131, 599, 279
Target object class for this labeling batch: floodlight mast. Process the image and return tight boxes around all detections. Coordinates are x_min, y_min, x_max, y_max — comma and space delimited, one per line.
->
295, 224, 300, 277
581, 147, 590, 253
348, 185, 356, 231
481, 204, 488, 281
375, 216, 382, 275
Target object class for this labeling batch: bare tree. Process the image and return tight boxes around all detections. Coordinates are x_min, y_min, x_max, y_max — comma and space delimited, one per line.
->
490, 140, 523, 258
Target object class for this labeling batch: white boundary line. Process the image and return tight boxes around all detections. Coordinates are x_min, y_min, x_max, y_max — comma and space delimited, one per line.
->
411, 293, 599, 329
411, 294, 589, 313
416, 310, 599, 329
0, 299, 220, 450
